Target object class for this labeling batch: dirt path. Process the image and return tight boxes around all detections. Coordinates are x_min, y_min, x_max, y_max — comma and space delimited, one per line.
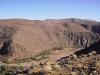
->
49, 48, 79, 60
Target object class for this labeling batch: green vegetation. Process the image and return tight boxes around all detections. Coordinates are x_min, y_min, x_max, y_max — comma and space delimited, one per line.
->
2, 57, 13, 64
0, 65, 25, 75
30, 50, 52, 61
0, 65, 14, 75
13, 58, 31, 64
2, 57, 31, 64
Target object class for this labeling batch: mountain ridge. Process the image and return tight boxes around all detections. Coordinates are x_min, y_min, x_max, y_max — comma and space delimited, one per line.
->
0, 18, 100, 61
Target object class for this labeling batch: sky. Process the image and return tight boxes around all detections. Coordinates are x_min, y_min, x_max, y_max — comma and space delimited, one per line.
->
0, 0, 100, 21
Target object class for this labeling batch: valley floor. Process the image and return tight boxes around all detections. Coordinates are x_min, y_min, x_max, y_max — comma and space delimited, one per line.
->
0, 48, 100, 75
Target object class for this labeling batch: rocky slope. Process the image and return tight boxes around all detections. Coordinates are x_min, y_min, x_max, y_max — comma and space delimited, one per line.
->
0, 18, 100, 61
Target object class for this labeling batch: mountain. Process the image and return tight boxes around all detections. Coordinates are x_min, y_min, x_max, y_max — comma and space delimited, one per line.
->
0, 18, 100, 61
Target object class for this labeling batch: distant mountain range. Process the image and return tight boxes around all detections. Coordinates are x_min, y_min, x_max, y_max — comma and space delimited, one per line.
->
0, 18, 100, 61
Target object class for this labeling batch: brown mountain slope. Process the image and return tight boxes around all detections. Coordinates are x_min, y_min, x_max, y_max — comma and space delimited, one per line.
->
0, 19, 100, 61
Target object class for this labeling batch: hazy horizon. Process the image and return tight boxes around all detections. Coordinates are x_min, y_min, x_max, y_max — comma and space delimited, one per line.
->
0, 0, 100, 21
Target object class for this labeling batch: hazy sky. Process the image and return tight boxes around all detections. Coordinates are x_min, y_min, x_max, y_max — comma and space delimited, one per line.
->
0, 0, 100, 21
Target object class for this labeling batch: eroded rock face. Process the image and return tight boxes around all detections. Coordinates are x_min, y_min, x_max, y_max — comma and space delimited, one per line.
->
0, 19, 100, 60
81, 23, 100, 34
0, 26, 17, 55
64, 31, 100, 48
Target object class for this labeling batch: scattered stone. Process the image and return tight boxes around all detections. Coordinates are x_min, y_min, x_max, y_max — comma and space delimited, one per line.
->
71, 71, 79, 75
43, 65, 52, 72
88, 53, 93, 56
71, 54, 78, 60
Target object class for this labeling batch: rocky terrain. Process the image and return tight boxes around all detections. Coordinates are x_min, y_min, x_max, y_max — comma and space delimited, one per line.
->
0, 18, 100, 75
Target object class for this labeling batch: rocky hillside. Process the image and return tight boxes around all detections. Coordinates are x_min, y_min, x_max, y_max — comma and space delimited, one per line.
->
0, 18, 100, 61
